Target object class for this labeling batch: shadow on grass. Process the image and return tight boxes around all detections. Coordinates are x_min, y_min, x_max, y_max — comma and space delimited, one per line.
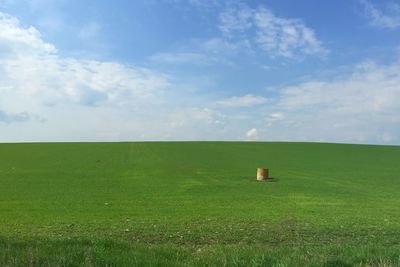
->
246, 176, 279, 182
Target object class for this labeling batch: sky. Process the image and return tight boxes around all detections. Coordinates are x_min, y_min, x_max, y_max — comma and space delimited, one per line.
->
1, 0, 400, 144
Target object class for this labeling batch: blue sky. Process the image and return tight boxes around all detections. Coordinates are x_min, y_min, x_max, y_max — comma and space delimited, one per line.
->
1, 0, 400, 144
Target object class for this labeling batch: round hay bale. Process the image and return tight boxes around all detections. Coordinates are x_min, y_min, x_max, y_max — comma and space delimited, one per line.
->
257, 168, 269, 181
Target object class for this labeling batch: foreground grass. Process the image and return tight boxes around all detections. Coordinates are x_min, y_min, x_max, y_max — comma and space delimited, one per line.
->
1, 238, 400, 266
0, 142, 399, 266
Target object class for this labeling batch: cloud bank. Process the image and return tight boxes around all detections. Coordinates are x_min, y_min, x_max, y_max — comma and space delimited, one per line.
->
258, 61, 400, 144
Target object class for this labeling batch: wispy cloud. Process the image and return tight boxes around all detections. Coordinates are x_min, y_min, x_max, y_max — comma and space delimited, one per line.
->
148, 3, 327, 65
219, 4, 329, 59
150, 52, 212, 65
215, 94, 268, 108
360, 0, 400, 29
78, 21, 102, 41
149, 38, 245, 67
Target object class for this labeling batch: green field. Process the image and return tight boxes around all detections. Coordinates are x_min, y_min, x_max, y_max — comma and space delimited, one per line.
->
0, 142, 399, 266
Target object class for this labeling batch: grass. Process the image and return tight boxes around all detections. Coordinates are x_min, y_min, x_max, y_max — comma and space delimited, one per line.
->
0, 142, 399, 266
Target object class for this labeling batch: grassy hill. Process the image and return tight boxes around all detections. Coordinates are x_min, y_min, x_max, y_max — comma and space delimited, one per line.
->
0, 142, 399, 266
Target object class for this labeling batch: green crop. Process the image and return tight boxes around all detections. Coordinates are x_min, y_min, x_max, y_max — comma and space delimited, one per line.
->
0, 142, 399, 266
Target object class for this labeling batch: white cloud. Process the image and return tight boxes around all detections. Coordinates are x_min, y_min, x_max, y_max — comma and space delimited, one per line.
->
219, 5, 328, 59
0, 11, 169, 112
0, 12, 57, 56
265, 112, 284, 125
161, 107, 228, 140
216, 94, 268, 108
360, 0, 400, 29
246, 128, 258, 140
0, 11, 233, 142
258, 60, 400, 144
2, 57, 169, 108
277, 61, 400, 112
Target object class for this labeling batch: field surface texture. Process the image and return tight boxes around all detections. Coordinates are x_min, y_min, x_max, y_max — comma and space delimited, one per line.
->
0, 142, 399, 266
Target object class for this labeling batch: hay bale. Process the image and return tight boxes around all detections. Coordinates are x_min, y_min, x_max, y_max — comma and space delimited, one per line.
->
257, 168, 269, 181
